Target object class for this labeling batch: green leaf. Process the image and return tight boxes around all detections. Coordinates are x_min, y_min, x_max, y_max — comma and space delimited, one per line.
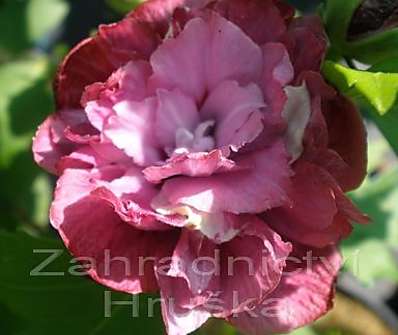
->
0, 0, 69, 56
322, 60, 398, 155
0, 231, 165, 334
322, 0, 362, 50
342, 135, 398, 285
0, 152, 52, 233
194, 319, 238, 335
26, 0, 69, 42
342, 239, 398, 286
0, 56, 54, 232
347, 167, 398, 248
322, 0, 398, 64
322, 61, 398, 115
289, 326, 318, 335
0, 0, 30, 55
106, 0, 142, 14
0, 56, 52, 168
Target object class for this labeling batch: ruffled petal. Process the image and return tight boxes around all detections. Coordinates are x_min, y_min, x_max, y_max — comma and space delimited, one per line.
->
209, 0, 291, 45
50, 168, 180, 293
143, 150, 237, 183
201, 81, 265, 149
159, 141, 291, 214
157, 273, 211, 335
302, 72, 367, 191
157, 217, 291, 323
264, 161, 367, 248
282, 16, 327, 78
230, 244, 341, 334
322, 94, 367, 191
32, 110, 90, 174
150, 14, 263, 102
214, 217, 292, 317
129, 0, 189, 35
83, 60, 152, 105
57, 145, 112, 172
33, 115, 71, 174
104, 97, 162, 166
155, 88, 200, 149
55, 18, 160, 109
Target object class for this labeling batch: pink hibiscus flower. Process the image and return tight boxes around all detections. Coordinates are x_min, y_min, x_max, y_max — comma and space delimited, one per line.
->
33, 0, 368, 334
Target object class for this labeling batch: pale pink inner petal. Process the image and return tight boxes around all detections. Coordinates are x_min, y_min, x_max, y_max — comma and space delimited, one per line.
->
282, 84, 312, 162
83, 60, 153, 131
155, 88, 200, 150
104, 97, 162, 166
85, 101, 113, 131
143, 150, 237, 183
150, 14, 263, 102
201, 81, 265, 149
159, 141, 291, 214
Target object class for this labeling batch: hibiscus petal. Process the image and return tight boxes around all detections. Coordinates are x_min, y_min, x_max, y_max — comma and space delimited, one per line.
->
149, 17, 208, 101
155, 89, 200, 148
201, 81, 265, 149
83, 60, 153, 131
156, 272, 211, 335
282, 84, 312, 162
150, 14, 263, 102
33, 115, 70, 174
204, 13, 263, 90
143, 150, 237, 183
159, 141, 291, 214
57, 145, 111, 172
104, 97, 162, 166
156, 216, 291, 321
130, 0, 188, 35
265, 161, 366, 248
282, 16, 327, 78
230, 244, 341, 334
167, 230, 218, 295
322, 94, 368, 191
214, 217, 292, 317
210, 0, 290, 45
50, 168, 179, 293
261, 42, 294, 115
302, 72, 367, 192
55, 18, 160, 109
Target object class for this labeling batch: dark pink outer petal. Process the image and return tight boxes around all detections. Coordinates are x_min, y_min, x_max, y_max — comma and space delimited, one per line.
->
209, 0, 293, 45
129, 0, 189, 34
261, 42, 294, 115
322, 94, 368, 192
159, 141, 291, 214
229, 244, 341, 334
156, 274, 211, 335
156, 216, 291, 334
282, 16, 327, 78
264, 161, 368, 248
51, 168, 180, 293
55, 16, 162, 109
33, 115, 70, 174
213, 217, 292, 317
32, 110, 91, 174
303, 72, 368, 192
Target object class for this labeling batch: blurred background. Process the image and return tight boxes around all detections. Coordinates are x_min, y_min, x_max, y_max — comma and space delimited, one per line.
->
0, 0, 398, 334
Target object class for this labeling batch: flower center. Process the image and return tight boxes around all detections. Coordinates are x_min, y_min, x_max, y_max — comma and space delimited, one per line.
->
171, 120, 216, 156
